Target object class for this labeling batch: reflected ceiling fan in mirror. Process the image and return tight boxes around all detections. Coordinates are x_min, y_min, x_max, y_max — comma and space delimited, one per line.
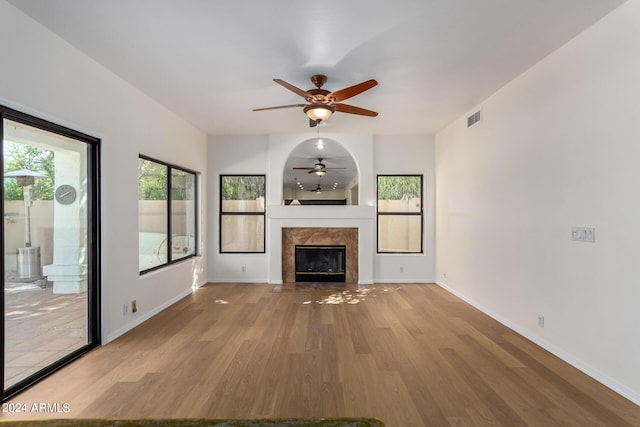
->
308, 184, 335, 194
293, 158, 345, 176
253, 75, 379, 127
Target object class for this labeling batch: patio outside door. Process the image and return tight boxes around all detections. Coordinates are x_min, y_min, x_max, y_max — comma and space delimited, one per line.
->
1, 106, 100, 400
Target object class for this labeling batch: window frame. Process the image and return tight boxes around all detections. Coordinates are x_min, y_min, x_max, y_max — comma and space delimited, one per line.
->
376, 174, 424, 254
138, 154, 199, 274
219, 174, 266, 254
1, 104, 101, 400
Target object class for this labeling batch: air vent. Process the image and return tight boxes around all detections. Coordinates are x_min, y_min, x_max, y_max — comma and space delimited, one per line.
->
467, 110, 481, 127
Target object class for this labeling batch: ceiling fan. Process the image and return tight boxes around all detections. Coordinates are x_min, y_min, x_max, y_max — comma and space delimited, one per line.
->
254, 75, 378, 127
292, 158, 344, 176
308, 184, 334, 194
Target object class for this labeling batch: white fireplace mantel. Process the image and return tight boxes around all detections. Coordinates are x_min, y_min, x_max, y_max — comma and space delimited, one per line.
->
267, 204, 375, 285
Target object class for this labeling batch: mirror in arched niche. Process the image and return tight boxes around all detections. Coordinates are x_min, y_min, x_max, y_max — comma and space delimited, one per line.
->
283, 137, 359, 205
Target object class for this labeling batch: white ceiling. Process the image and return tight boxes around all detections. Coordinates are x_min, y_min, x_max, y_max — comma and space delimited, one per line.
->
8, 0, 627, 136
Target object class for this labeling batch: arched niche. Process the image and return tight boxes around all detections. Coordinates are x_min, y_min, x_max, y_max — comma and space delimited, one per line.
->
282, 137, 359, 205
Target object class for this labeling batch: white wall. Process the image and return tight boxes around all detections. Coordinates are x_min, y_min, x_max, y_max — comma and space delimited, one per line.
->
435, 0, 640, 404
207, 132, 435, 284
207, 135, 269, 282
0, 0, 208, 343
374, 135, 435, 282
267, 133, 376, 207
267, 133, 377, 285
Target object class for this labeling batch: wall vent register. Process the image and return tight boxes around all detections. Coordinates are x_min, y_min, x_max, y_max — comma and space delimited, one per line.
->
467, 110, 481, 127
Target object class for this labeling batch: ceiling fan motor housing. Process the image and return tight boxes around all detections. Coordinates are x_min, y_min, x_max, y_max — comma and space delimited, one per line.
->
310, 74, 328, 88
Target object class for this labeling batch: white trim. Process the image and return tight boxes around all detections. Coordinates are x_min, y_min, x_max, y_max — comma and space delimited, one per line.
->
373, 279, 434, 284
207, 278, 268, 284
207, 280, 430, 286
103, 287, 193, 344
435, 280, 640, 406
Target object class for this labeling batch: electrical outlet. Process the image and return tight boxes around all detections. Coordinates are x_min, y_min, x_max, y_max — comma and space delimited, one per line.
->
241, 265, 247, 273
572, 227, 595, 243
131, 300, 137, 313
400, 266, 404, 273
443, 271, 448, 278
123, 304, 128, 315
538, 315, 545, 328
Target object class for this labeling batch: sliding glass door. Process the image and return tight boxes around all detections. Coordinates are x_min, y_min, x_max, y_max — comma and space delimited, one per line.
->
1, 106, 100, 400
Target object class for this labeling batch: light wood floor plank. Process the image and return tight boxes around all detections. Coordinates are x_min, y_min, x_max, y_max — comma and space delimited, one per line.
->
3, 283, 640, 427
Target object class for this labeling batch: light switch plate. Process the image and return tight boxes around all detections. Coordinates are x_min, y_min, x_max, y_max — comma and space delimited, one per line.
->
572, 227, 595, 243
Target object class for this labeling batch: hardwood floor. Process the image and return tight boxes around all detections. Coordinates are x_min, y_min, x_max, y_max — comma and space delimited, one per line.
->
3, 283, 640, 426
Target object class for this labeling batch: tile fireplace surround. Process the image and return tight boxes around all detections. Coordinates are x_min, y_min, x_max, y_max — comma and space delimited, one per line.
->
282, 227, 358, 283
267, 205, 375, 284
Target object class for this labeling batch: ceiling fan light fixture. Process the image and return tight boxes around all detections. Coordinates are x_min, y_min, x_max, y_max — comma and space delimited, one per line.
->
304, 104, 334, 122
315, 170, 326, 177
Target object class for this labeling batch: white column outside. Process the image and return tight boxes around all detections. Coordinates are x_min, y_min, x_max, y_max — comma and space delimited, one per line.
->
42, 149, 87, 294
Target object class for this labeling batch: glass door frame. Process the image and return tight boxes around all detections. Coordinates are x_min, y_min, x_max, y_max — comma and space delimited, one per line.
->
0, 105, 101, 401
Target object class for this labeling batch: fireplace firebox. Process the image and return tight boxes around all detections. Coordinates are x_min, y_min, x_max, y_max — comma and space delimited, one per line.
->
295, 245, 346, 282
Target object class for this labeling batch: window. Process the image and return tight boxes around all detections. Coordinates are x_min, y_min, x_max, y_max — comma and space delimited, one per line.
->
138, 155, 198, 273
377, 175, 423, 253
220, 175, 265, 253
2, 105, 100, 400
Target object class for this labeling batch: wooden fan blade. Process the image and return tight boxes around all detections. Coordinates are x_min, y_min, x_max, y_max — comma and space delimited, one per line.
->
274, 79, 313, 100
292, 167, 312, 170
335, 103, 379, 117
326, 79, 377, 102
253, 104, 305, 111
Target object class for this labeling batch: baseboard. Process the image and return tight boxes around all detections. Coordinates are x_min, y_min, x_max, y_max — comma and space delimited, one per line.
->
206, 280, 422, 286
192, 279, 207, 289
103, 287, 194, 344
207, 278, 269, 284
435, 280, 640, 407
205, 279, 434, 285
372, 279, 434, 284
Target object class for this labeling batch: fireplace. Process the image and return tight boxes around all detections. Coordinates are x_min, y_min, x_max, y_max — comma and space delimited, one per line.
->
281, 227, 358, 284
295, 245, 346, 282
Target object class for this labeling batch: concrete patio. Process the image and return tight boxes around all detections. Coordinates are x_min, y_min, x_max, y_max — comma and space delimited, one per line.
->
4, 279, 87, 389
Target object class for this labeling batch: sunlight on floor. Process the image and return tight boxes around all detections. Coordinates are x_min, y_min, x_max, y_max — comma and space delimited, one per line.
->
302, 286, 400, 305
